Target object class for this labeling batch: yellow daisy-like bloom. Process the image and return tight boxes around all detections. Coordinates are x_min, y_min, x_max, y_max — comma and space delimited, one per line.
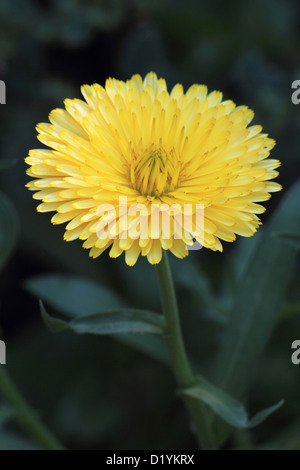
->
26, 72, 281, 266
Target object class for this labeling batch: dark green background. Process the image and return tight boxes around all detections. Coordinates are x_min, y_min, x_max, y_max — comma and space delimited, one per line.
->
0, 0, 300, 450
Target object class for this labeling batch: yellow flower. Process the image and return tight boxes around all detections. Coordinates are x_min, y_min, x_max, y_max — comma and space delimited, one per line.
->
26, 72, 281, 266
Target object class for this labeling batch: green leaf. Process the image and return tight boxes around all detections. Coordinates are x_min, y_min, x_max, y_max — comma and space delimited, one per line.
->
116, 334, 170, 365
267, 419, 300, 450
279, 302, 300, 321
40, 302, 70, 333
182, 376, 248, 428
27, 275, 169, 364
25, 275, 125, 318
248, 400, 285, 428
174, 258, 228, 325
213, 181, 300, 397
0, 431, 40, 450
40, 302, 165, 336
272, 232, 300, 250
0, 404, 17, 429
222, 230, 264, 310
0, 191, 19, 271
182, 376, 283, 429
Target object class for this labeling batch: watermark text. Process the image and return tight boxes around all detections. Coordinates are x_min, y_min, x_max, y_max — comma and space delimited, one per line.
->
291, 340, 300, 365
95, 197, 205, 251
0, 80, 6, 104
291, 80, 300, 105
0, 340, 6, 365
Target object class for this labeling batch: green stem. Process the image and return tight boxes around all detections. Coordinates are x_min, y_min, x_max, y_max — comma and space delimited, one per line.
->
0, 366, 65, 450
156, 251, 217, 450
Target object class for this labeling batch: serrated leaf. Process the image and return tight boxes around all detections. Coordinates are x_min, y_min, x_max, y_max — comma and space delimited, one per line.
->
40, 302, 165, 336
0, 191, 19, 271
182, 376, 283, 429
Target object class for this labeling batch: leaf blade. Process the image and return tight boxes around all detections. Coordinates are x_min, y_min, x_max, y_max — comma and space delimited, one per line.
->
25, 275, 124, 318
182, 376, 283, 429
272, 232, 300, 250
28, 275, 169, 363
213, 181, 300, 397
40, 302, 165, 336
248, 400, 285, 428
182, 376, 248, 428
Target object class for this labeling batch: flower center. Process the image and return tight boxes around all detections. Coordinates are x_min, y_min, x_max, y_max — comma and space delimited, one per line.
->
130, 147, 180, 197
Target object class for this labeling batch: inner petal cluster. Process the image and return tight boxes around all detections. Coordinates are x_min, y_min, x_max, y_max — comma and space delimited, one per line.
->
130, 146, 180, 197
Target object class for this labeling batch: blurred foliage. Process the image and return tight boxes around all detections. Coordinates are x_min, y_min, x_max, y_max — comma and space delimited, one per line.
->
0, 0, 300, 450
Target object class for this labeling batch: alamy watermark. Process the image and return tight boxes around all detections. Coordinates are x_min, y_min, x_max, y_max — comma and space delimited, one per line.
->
291, 81, 300, 105
0, 80, 6, 104
0, 81, 6, 363
0, 340, 6, 365
95, 197, 205, 250
291, 340, 300, 365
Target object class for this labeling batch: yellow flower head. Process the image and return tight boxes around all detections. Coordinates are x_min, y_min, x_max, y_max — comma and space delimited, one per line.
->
26, 72, 281, 266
